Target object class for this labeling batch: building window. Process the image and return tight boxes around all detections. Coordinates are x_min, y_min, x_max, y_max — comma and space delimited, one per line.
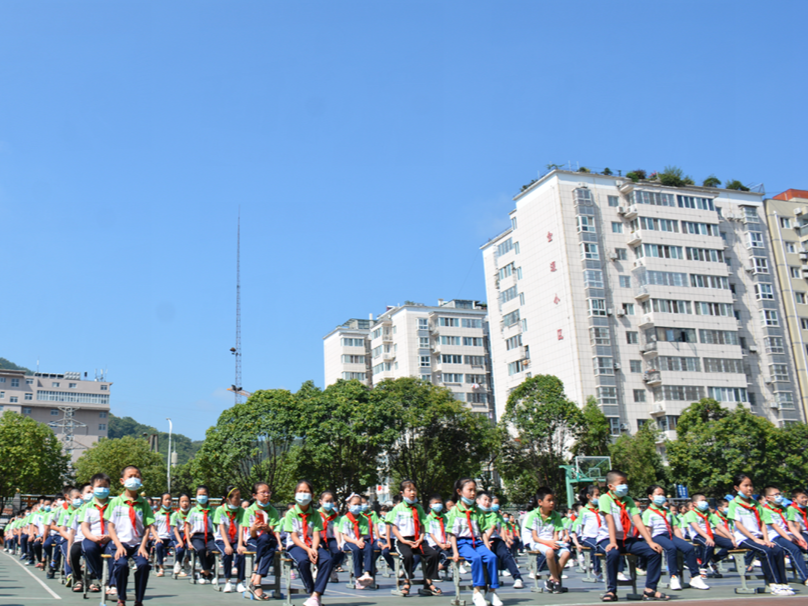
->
765, 336, 785, 354
630, 360, 642, 373
770, 364, 789, 382
747, 231, 764, 248
443, 373, 463, 383
68, 382, 77, 389
503, 310, 521, 326
342, 372, 367, 380
776, 392, 795, 409
11, 379, 19, 388
418, 337, 429, 348
99, 424, 107, 431
581, 242, 599, 260
608, 195, 619, 207
590, 327, 610, 346
24, 393, 32, 401
100, 385, 108, 391
441, 354, 463, 364
577, 216, 596, 233
0, 378, 4, 383
22, 406, 30, 413
708, 386, 748, 403
0, 392, 3, 398
461, 318, 482, 328
511, 216, 518, 230
633, 389, 646, 403
627, 331, 638, 344
10, 397, 19, 403
99, 411, 108, 418
790, 267, 801, 278
612, 222, 623, 234
418, 318, 429, 330
50, 409, 59, 415
51, 382, 60, 388
781, 217, 792, 229
508, 360, 525, 376
797, 292, 806, 304
801, 318, 808, 330
608, 418, 621, 436
616, 248, 628, 261
619, 275, 631, 288
598, 386, 618, 405
584, 269, 604, 288
762, 310, 779, 327
786, 242, 797, 253
26, 378, 33, 385
657, 415, 680, 432
419, 356, 431, 368
755, 284, 774, 300
588, 298, 607, 317
594, 357, 614, 376
622, 303, 635, 315
439, 317, 460, 327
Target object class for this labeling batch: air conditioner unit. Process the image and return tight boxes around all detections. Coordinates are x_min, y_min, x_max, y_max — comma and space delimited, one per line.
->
613, 362, 622, 370
745, 266, 754, 273
617, 207, 626, 215
795, 208, 803, 216
620, 423, 629, 431
771, 401, 780, 409
607, 308, 614, 316
765, 377, 774, 385
748, 345, 758, 353
608, 252, 619, 261
616, 310, 625, 317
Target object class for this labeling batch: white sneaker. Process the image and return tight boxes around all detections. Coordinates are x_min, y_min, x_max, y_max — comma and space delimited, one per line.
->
489, 592, 503, 606
617, 572, 630, 582
754, 559, 762, 568
561, 574, 568, 579
669, 576, 682, 591
529, 572, 536, 579
173, 562, 181, 575
223, 582, 233, 593
304, 598, 319, 606
513, 579, 524, 589
237, 582, 247, 593
689, 576, 709, 590
197, 577, 206, 585
459, 565, 468, 575
503, 570, 511, 576
358, 572, 373, 586
472, 592, 487, 606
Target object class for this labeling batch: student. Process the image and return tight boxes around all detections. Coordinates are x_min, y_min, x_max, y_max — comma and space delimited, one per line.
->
214, 485, 245, 593
378, 504, 397, 575
105, 465, 156, 606
185, 485, 216, 584
685, 494, 734, 575
596, 470, 665, 602
30, 500, 50, 568
787, 489, 808, 545
18, 507, 31, 563
68, 483, 94, 592
448, 478, 501, 606
360, 495, 384, 573
339, 494, 377, 588
281, 480, 334, 606
524, 486, 570, 593
48, 488, 82, 580
317, 491, 343, 583
575, 486, 605, 581
761, 486, 808, 586
506, 513, 522, 558
170, 493, 192, 577
480, 492, 523, 588
644, 487, 709, 590
240, 482, 281, 600
42, 497, 64, 578
389, 479, 441, 596
151, 493, 173, 577
727, 474, 792, 596
426, 494, 451, 577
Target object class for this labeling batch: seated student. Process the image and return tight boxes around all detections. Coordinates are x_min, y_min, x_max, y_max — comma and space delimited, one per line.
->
18, 507, 32, 563
81, 474, 114, 593
185, 485, 216, 584
426, 494, 452, 576
48, 488, 82, 580
644, 487, 709, 591
68, 483, 94, 592
574, 486, 605, 581
448, 478, 501, 606
596, 470, 665, 602
378, 503, 398, 575
339, 494, 377, 588
170, 494, 192, 576
214, 485, 245, 593
317, 491, 343, 583
389, 479, 441, 596
761, 486, 808, 586
30, 501, 50, 568
282, 480, 334, 606
727, 474, 793, 596
686, 495, 734, 576
787, 488, 808, 547
42, 497, 63, 577
479, 492, 523, 588
105, 465, 156, 606
240, 482, 281, 600
524, 486, 570, 593
151, 493, 173, 577
360, 495, 383, 574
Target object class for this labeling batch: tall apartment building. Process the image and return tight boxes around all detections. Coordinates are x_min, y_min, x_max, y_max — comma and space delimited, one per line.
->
764, 189, 808, 420
323, 300, 494, 418
481, 170, 801, 450
0, 369, 112, 462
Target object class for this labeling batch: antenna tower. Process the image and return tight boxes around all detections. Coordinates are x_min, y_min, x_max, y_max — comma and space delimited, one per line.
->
233, 210, 243, 404
49, 406, 87, 462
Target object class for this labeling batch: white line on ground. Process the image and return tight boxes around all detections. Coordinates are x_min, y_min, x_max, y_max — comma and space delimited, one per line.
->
0, 551, 61, 600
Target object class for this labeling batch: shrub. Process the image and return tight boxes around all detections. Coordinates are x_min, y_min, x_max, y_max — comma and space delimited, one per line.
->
726, 179, 750, 191
702, 175, 721, 188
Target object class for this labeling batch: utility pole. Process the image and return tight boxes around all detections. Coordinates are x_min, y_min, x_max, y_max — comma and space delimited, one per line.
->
166, 418, 173, 493
231, 210, 243, 404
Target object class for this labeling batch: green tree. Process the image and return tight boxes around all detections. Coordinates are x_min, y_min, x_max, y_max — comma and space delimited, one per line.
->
725, 179, 750, 191
702, 175, 721, 188
769, 422, 808, 493
572, 396, 612, 457
74, 435, 167, 496
375, 377, 497, 500
667, 399, 777, 496
192, 388, 300, 501
0, 412, 69, 511
659, 165, 686, 187
609, 424, 666, 490
498, 375, 585, 501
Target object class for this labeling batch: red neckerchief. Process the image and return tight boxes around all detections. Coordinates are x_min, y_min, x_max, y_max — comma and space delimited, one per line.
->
225, 509, 238, 543
764, 504, 788, 528
298, 511, 311, 547
124, 499, 140, 539
362, 512, 374, 540
437, 515, 446, 543
695, 510, 713, 539
789, 504, 808, 529
610, 493, 632, 544
200, 507, 211, 543
648, 506, 671, 538
166, 509, 173, 536
408, 503, 421, 540
461, 504, 476, 547
716, 510, 729, 530
586, 505, 601, 527
347, 512, 361, 540
95, 503, 108, 535
737, 498, 763, 531
319, 510, 337, 541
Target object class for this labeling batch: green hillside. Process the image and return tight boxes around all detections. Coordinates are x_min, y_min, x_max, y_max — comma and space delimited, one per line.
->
0, 357, 33, 374
108, 414, 203, 466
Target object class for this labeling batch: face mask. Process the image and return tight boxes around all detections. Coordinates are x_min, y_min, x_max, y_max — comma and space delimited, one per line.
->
349, 505, 362, 515
696, 501, 709, 511
94, 487, 110, 499
295, 492, 312, 505
256, 499, 269, 509
590, 497, 599, 506
491, 504, 500, 512
197, 495, 209, 505
403, 496, 417, 505
613, 485, 629, 498
227, 502, 240, 511
83, 494, 94, 503
361, 503, 370, 512
719, 508, 727, 514
774, 495, 784, 505
72, 498, 84, 508
124, 477, 142, 491
652, 495, 666, 506
321, 502, 335, 511
461, 496, 474, 505
42, 506, 51, 513
431, 503, 444, 513
162, 504, 172, 511
181, 506, 190, 513
478, 504, 490, 512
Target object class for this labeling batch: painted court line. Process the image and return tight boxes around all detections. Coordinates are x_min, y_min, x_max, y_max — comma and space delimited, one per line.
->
0, 551, 61, 600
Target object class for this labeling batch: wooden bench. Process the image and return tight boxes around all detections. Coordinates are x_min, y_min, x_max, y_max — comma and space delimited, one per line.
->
595, 552, 642, 600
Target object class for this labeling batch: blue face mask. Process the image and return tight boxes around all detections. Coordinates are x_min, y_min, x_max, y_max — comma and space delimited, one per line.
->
696, 501, 709, 511
403, 496, 417, 505
256, 500, 270, 509
227, 502, 240, 511
295, 493, 312, 505
349, 505, 362, 515
774, 495, 784, 505
590, 497, 599, 506
461, 496, 474, 505
613, 485, 629, 498
321, 502, 335, 511
491, 504, 500, 512
431, 503, 444, 513
83, 493, 94, 503
478, 504, 490, 512
652, 495, 667, 506
361, 503, 369, 512
197, 495, 209, 505
94, 487, 110, 500
124, 477, 142, 491
72, 498, 84, 508
42, 506, 51, 513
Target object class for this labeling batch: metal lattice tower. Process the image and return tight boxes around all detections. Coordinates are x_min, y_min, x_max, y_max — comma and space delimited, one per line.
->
232, 210, 243, 404
48, 406, 87, 459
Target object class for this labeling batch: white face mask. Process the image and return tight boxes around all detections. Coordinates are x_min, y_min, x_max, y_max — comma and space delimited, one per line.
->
295, 492, 312, 506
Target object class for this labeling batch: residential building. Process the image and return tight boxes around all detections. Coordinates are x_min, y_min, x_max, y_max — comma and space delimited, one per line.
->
323, 300, 494, 417
0, 369, 112, 462
764, 189, 808, 420
481, 170, 801, 451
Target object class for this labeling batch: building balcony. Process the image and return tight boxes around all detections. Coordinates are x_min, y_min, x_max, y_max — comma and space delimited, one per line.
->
643, 370, 662, 386
382, 352, 395, 362
638, 313, 655, 329
634, 285, 650, 302
623, 204, 639, 220
639, 340, 658, 356
798, 224, 808, 238
626, 230, 643, 247
799, 251, 808, 263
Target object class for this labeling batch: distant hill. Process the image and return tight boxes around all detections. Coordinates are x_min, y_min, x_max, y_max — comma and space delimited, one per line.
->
0, 357, 33, 375
108, 414, 203, 466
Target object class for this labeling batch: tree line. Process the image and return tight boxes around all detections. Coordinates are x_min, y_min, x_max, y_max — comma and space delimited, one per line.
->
3, 374, 808, 509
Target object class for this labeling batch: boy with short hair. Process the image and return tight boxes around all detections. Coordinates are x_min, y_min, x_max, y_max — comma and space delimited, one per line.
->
29, 500, 50, 568
67, 483, 93, 590
81, 473, 114, 593
762, 486, 808, 586
684, 493, 735, 576
47, 488, 82, 579
105, 466, 155, 606
596, 470, 665, 602
787, 489, 808, 545
526, 486, 569, 593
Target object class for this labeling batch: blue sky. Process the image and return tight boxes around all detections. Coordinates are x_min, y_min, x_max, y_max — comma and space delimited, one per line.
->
1, 1, 806, 439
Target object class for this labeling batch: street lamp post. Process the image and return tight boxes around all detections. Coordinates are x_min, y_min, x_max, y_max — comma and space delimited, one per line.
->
166, 418, 173, 493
